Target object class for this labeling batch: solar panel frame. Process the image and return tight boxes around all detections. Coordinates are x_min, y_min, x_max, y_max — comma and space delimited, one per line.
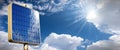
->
8, 3, 41, 45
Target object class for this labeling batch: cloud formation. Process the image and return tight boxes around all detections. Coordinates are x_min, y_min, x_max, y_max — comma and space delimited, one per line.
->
0, 31, 23, 50
87, 35, 120, 50
85, 0, 120, 50
0, 5, 8, 16
33, 0, 73, 13
40, 32, 84, 50
0, 0, 76, 16
84, 0, 120, 34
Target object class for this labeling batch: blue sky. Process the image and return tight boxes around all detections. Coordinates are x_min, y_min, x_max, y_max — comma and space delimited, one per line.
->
0, 0, 120, 50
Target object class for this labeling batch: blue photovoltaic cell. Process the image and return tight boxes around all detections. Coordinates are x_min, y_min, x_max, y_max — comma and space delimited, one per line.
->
11, 3, 40, 44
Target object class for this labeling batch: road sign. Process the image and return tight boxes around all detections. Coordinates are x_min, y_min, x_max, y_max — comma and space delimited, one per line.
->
8, 3, 41, 45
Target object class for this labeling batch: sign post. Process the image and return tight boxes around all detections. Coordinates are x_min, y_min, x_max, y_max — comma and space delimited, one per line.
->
24, 44, 28, 50
8, 3, 41, 50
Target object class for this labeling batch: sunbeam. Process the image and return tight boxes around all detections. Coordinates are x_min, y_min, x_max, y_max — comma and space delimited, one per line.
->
67, 0, 99, 35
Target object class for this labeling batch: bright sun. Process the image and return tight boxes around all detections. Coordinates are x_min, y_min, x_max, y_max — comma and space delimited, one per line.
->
86, 9, 97, 21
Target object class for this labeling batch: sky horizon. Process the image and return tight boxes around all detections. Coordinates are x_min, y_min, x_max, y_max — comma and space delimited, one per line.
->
0, 0, 120, 50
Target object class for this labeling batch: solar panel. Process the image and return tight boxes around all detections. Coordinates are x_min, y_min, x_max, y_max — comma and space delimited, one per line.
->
8, 3, 41, 45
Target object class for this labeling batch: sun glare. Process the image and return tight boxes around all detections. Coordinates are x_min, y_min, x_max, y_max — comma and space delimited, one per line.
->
86, 9, 97, 21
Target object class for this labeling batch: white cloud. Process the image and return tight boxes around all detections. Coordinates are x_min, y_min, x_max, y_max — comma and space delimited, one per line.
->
87, 35, 120, 50
0, 5, 8, 16
40, 43, 58, 50
49, 0, 73, 12
0, 31, 23, 50
33, 0, 73, 13
0, 0, 72, 16
84, 0, 120, 34
109, 35, 120, 44
40, 32, 84, 50
0, 0, 76, 16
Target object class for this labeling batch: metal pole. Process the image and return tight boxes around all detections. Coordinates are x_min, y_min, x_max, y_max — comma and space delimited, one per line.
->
24, 44, 28, 50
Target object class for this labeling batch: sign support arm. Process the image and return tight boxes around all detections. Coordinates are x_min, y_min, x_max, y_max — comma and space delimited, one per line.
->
24, 44, 28, 50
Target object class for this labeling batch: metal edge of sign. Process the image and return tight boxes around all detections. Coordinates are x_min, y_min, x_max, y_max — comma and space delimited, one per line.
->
8, 3, 40, 45
8, 3, 13, 42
